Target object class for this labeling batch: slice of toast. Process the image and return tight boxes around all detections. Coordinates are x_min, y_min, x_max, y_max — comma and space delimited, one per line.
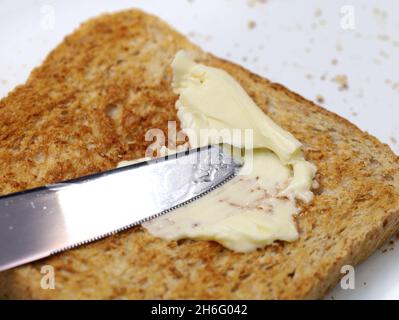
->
0, 9, 398, 299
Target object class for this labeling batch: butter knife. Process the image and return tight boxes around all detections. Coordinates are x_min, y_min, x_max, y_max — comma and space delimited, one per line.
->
0, 145, 242, 272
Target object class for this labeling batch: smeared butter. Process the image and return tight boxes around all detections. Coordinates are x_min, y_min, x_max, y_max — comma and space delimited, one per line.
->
126, 51, 316, 252
144, 149, 300, 252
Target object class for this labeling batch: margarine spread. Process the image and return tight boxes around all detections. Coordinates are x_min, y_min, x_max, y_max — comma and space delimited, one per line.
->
123, 51, 316, 252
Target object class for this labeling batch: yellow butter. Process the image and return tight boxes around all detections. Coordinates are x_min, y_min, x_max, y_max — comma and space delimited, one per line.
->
144, 149, 299, 252
172, 51, 302, 163
141, 51, 316, 252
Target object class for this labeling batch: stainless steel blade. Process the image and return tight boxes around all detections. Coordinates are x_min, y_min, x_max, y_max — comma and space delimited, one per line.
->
0, 145, 242, 272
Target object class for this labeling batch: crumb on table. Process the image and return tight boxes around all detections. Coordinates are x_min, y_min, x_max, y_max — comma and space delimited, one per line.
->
316, 94, 325, 104
333, 75, 349, 90
248, 20, 257, 30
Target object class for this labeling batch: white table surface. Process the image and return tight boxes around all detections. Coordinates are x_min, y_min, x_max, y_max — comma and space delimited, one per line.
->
1, 0, 398, 299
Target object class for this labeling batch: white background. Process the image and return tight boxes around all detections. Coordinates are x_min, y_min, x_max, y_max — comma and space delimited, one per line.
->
0, 0, 398, 299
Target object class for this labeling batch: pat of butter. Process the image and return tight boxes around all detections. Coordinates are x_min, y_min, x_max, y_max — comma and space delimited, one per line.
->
141, 51, 316, 252
172, 51, 302, 163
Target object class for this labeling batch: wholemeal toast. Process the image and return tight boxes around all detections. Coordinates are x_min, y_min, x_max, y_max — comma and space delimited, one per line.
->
0, 9, 398, 299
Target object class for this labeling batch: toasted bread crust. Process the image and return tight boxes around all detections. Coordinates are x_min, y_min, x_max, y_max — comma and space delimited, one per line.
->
0, 9, 398, 299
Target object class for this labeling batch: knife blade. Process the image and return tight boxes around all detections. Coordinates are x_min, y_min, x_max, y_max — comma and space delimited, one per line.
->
0, 145, 242, 272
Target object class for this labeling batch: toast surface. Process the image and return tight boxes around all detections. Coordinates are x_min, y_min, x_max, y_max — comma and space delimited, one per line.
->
0, 9, 399, 299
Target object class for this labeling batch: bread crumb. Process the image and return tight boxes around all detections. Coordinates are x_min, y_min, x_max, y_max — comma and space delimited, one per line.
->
314, 9, 322, 17
248, 20, 257, 30
247, 0, 267, 7
333, 75, 349, 90
377, 34, 390, 41
379, 50, 389, 59
351, 111, 357, 116
316, 95, 324, 104
373, 8, 389, 19
356, 89, 364, 98
336, 44, 343, 52
305, 74, 313, 80
331, 58, 338, 65
1, 79, 8, 85
390, 137, 397, 145
320, 73, 327, 81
